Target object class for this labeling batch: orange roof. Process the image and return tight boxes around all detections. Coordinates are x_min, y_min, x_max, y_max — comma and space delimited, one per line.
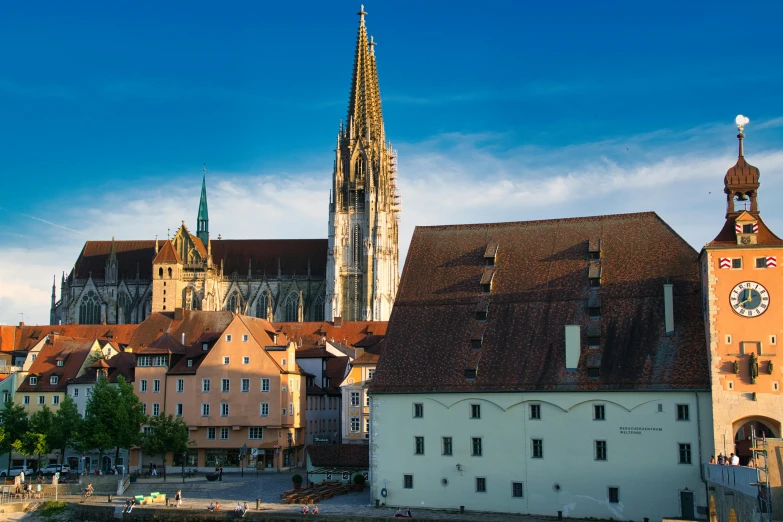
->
16, 337, 94, 393
3, 324, 138, 352
152, 240, 183, 264
276, 321, 387, 347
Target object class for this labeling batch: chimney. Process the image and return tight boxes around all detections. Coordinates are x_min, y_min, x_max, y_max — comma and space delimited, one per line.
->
355, 347, 365, 359
565, 325, 580, 371
18, 321, 24, 328
334, 317, 342, 328
663, 284, 674, 336
174, 307, 184, 321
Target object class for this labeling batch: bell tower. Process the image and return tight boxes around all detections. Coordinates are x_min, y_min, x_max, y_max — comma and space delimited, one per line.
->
326, 5, 400, 321
702, 115, 783, 463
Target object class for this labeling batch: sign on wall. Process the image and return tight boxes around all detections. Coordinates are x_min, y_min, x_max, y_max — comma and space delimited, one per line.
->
619, 426, 663, 435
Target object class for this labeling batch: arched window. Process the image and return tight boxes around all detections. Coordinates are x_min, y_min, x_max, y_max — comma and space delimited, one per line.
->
228, 292, 241, 313
256, 290, 269, 319
352, 225, 362, 267
312, 295, 325, 322
158, 267, 163, 278
117, 292, 131, 324
79, 291, 100, 325
284, 292, 299, 322
167, 267, 173, 278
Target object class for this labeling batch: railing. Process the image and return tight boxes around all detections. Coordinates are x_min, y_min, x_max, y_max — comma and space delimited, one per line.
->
704, 464, 761, 497
0, 366, 22, 375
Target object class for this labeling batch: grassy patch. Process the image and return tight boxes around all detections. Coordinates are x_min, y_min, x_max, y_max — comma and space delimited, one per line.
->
38, 501, 68, 517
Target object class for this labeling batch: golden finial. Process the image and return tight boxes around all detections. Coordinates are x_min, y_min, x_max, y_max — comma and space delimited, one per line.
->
735, 115, 750, 158
358, 4, 367, 21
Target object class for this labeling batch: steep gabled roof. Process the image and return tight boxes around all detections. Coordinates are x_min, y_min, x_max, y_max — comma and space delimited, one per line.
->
371, 212, 709, 394
69, 240, 157, 282
210, 239, 327, 278
17, 337, 94, 392
276, 321, 387, 347
152, 240, 183, 264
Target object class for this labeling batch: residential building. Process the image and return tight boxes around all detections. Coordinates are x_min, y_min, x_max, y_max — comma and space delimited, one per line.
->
341, 337, 383, 444
701, 124, 783, 464
68, 352, 135, 416
296, 347, 344, 445
370, 212, 711, 521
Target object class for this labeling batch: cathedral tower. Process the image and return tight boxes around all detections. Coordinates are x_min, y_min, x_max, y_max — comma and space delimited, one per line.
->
702, 116, 783, 462
326, 5, 400, 321
197, 165, 209, 246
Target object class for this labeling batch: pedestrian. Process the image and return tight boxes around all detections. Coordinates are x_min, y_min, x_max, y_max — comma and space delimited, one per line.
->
717, 453, 724, 465
219, 466, 223, 481
730, 453, 740, 466
207, 502, 215, 511
243, 502, 249, 514
709, 455, 715, 464
19, 470, 24, 484
13, 475, 20, 494
175, 490, 182, 508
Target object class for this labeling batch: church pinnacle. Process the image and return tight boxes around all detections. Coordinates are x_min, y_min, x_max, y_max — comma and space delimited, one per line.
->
346, 5, 384, 144
197, 164, 209, 245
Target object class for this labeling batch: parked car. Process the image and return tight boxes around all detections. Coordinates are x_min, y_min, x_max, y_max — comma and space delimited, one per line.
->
39, 464, 70, 475
0, 466, 33, 477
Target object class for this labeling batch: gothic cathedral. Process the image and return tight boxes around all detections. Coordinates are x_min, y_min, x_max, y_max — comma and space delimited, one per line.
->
50, 7, 399, 326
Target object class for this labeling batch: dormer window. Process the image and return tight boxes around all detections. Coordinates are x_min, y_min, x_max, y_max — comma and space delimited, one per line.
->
29, 376, 38, 385
484, 243, 498, 267
743, 224, 756, 234
56, 360, 64, 367
202, 343, 209, 351
50, 375, 59, 385
465, 369, 477, 381
187, 360, 193, 367
475, 300, 489, 322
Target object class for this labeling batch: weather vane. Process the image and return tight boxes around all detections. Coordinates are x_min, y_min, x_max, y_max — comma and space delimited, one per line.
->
735, 114, 749, 133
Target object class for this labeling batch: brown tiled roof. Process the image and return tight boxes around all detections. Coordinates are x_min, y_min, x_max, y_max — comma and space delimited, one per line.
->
306, 444, 369, 469
16, 337, 94, 392
276, 321, 387, 347
137, 333, 186, 355
128, 311, 234, 349
152, 240, 182, 264
326, 356, 350, 386
706, 214, 783, 248
295, 347, 334, 359
71, 352, 135, 384
371, 212, 709, 394
6, 325, 137, 352
69, 240, 157, 282
210, 239, 327, 278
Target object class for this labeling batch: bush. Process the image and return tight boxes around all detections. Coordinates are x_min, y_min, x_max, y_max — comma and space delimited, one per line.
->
353, 473, 366, 485
292, 474, 303, 484
39, 501, 68, 517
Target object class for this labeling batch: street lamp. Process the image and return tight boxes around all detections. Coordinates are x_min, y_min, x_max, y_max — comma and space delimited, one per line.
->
240, 444, 248, 478
181, 452, 186, 484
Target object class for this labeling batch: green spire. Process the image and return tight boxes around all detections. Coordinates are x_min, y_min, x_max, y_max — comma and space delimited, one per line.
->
197, 164, 209, 245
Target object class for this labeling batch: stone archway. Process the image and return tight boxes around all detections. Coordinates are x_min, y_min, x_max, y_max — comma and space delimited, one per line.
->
733, 416, 780, 465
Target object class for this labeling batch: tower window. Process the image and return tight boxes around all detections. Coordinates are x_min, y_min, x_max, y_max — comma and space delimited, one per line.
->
732, 258, 742, 269
756, 258, 768, 269
743, 224, 755, 234
588, 307, 600, 318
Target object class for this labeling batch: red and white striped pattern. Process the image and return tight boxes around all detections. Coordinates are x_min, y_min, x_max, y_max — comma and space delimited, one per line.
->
753, 223, 759, 233
736, 223, 742, 234
767, 256, 777, 268
719, 258, 731, 269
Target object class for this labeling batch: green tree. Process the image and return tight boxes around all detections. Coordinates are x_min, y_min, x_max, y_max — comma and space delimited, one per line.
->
51, 395, 82, 469
0, 402, 29, 475
140, 414, 192, 482
80, 376, 120, 472
112, 376, 145, 468
21, 405, 55, 468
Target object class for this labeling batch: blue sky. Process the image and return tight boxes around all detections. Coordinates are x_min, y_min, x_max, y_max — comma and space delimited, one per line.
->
2, 0, 783, 324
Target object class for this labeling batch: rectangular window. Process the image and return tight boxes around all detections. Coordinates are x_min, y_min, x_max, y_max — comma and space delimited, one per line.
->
679, 443, 692, 464
49, 375, 58, 385
73, 389, 79, 398
529, 404, 541, 420
365, 416, 370, 437
413, 403, 424, 418
351, 417, 360, 432
153, 356, 167, 366
365, 394, 370, 407
744, 224, 755, 234
56, 360, 64, 367
29, 376, 37, 386
142, 426, 152, 435
243, 356, 250, 364
221, 403, 229, 417
676, 404, 690, 421
225, 334, 232, 342
37, 396, 45, 405
52, 395, 60, 406
241, 378, 250, 392
368, 369, 376, 380
142, 403, 147, 415
207, 427, 216, 440
187, 360, 193, 367
221, 379, 230, 392
476, 477, 487, 493
442, 437, 453, 456
732, 258, 742, 269
223, 356, 230, 365
756, 257, 768, 268
282, 408, 286, 416
588, 336, 600, 349
588, 306, 600, 318
595, 440, 607, 461
152, 403, 160, 417
414, 436, 425, 455
470, 404, 481, 419
249, 427, 263, 440
608, 487, 619, 504
403, 474, 413, 489
351, 391, 360, 406
201, 403, 210, 417
220, 427, 229, 440
594, 404, 605, 420
512, 482, 524, 498
589, 277, 600, 288
242, 334, 248, 342
465, 369, 477, 380
23, 395, 30, 405
153, 379, 160, 393
261, 378, 270, 392
202, 379, 210, 393
531, 439, 543, 459
140, 380, 147, 393
136, 356, 151, 367
176, 403, 183, 417
281, 358, 286, 366
289, 402, 294, 415
260, 403, 269, 417
472, 437, 483, 456
176, 379, 184, 393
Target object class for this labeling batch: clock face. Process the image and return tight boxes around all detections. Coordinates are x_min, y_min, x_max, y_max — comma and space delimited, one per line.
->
729, 281, 769, 317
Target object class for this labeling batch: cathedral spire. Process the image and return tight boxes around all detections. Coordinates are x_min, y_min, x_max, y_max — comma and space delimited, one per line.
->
197, 164, 210, 246
347, 5, 384, 143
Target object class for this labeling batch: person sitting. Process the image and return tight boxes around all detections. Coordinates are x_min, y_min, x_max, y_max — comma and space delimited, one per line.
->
395, 508, 403, 518
215, 501, 221, 510
301, 505, 309, 514
405, 507, 412, 518
243, 501, 249, 513
123, 499, 133, 514
207, 502, 215, 511
234, 503, 243, 513
312, 505, 319, 515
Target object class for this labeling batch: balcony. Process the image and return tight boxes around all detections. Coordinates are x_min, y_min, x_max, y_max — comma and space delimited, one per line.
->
0, 366, 22, 375
704, 464, 763, 497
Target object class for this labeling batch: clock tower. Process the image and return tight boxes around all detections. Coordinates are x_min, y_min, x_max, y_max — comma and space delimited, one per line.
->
702, 116, 783, 462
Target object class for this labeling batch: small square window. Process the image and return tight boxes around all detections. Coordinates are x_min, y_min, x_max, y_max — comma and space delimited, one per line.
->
223, 356, 230, 365
678, 443, 692, 464
442, 437, 453, 456
202, 343, 209, 351
755, 257, 767, 268
594, 404, 605, 420
676, 404, 690, 421
589, 277, 600, 288
608, 487, 619, 504
588, 307, 600, 318
512, 482, 524, 498
187, 359, 193, 367
743, 224, 755, 234
472, 437, 483, 456
475, 477, 487, 493
403, 474, 413, 489
225, 334, 232, 342
475, 311, 487, 321
470, 404, 481, 419
52, 395, 60, 406
587, 367, 600, 379
414, 436, 425, 455
588, 336, 600, 349
413, 403, 424, 418
595, 440, 607, 461
465, 369, 477, 380
531, 439, 543, 459
529, 404, 541, 419
207, 427, 216, 440
29, 377, 38, 386
243, 356, 250, 364
242, 334, 248, 342
732, 258, 742, 269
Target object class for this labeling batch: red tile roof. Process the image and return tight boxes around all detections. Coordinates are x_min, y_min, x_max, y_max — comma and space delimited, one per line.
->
276, 321, 387, 347
306, 444, 369, 469
706, 214, 783, 248
152, 240, 182, 264
71, 352, 135, 384
128, 311, 234, 349
210, 239, 327, 277
16, 337, 94, 392
326, 356, 350, 386
371, 212, 709, 394
69, 240, 157, 282
3, 325, 137, 352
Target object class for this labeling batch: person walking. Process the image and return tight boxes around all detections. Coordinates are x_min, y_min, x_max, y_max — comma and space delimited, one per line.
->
175, 490, 182, 508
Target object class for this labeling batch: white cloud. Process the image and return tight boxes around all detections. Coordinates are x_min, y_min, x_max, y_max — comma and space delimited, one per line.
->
3, 120, 783, 325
